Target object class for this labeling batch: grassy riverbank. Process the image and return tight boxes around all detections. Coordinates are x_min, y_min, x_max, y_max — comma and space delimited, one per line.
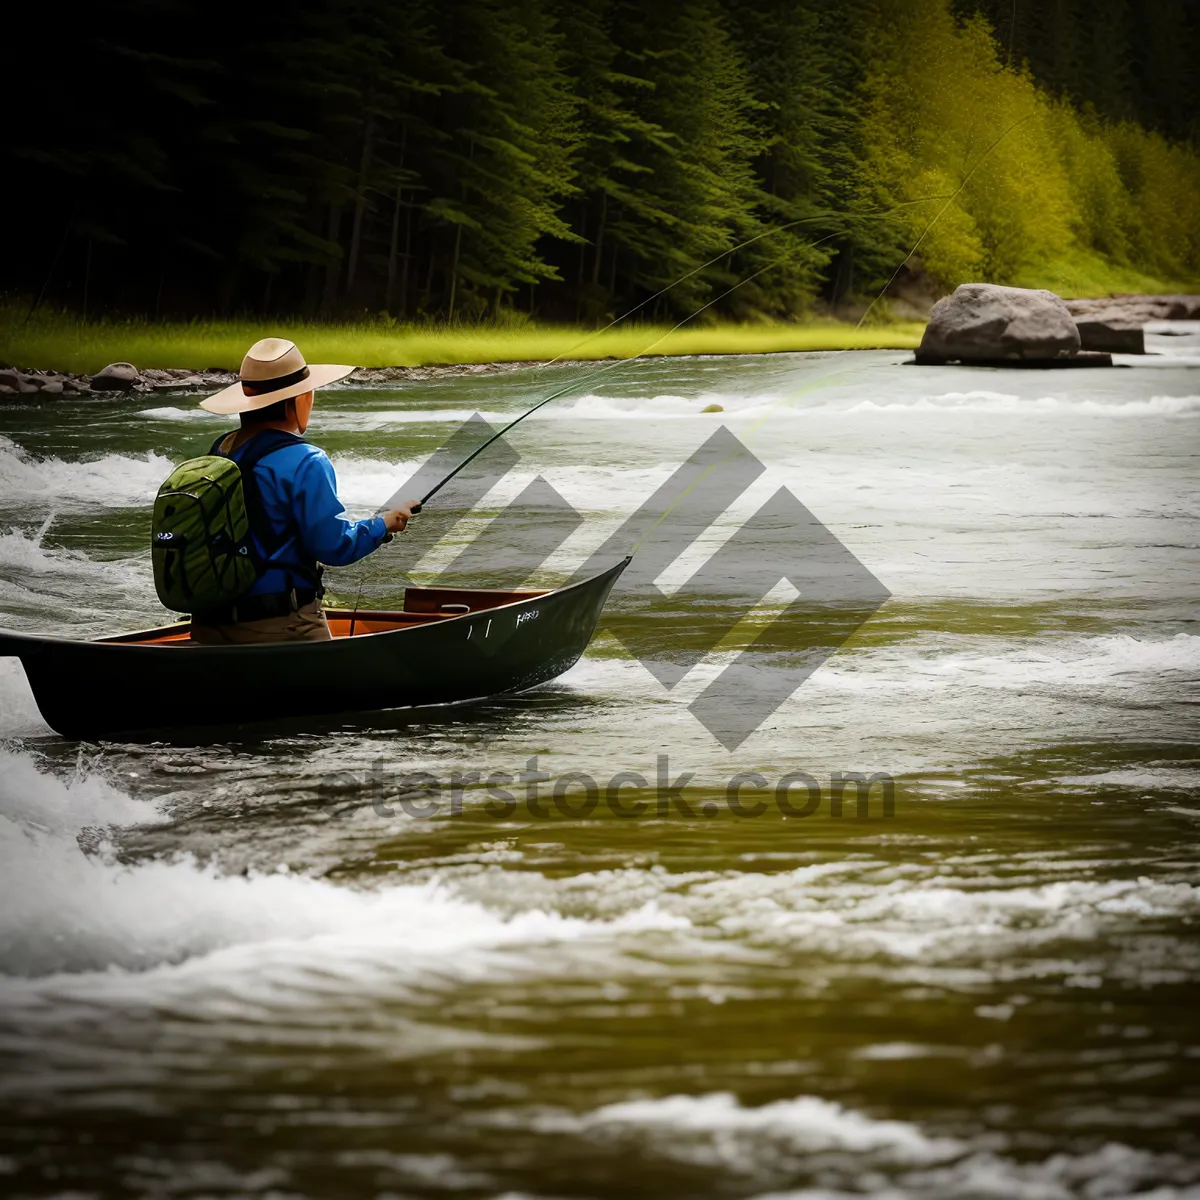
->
0, 308, 924, 375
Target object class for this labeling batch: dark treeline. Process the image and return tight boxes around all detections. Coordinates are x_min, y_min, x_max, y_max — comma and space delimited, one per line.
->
5, 0, 1198, 324
953, 0, 1199, 140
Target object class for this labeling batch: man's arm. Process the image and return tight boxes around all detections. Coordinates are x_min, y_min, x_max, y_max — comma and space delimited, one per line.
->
290, 449, 410, 567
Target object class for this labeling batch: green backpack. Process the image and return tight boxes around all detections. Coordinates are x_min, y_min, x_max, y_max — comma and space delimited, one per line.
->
151, 430, 305, 614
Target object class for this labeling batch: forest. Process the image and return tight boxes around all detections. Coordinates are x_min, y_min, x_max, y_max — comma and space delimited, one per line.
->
6, 0, 1199, 326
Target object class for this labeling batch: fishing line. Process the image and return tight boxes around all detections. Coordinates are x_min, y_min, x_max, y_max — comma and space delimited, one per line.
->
619, 114, 1041, 597
573, 122, 1043, 572
343, 194, 954, 625
344, 231, 841, 628
345, 235, 821, 619
364, 193, 950, 523
429, 231, 839, 513
348, 114, 1042, 645
855, 112, 1036, 329
491, 195, 955, 385
406, 199, 954, 512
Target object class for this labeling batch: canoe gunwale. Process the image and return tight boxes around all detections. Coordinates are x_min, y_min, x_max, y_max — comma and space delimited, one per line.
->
0, 559, 631, 654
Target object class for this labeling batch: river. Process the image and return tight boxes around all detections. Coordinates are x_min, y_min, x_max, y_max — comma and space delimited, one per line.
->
0, 330, 1198, 1198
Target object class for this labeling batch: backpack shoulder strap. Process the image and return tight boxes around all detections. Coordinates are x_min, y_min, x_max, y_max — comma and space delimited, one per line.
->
225, 430, 317, 586
210, 430, 243, 456
215, 428, 308, 468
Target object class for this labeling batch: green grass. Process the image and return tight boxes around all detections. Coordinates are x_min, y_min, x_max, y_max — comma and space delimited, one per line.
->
0, 306, 924, 375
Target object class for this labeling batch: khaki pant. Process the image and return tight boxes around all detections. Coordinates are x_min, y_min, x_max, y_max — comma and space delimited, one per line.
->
190, 599, 331, 645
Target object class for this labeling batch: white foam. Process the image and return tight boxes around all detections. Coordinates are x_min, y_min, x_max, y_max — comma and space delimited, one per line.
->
0, 844, 691, 985
318, 408, 512, 429
0, 660, 49, 737
688, 868, 1200, 971
0, 746, 689, 982
751, 1142, 1200, 1199
537, 1091, 962, 1169
135, 406, 514, 429
0, 749, 154, 835
315, 385, 1200, 426
0, 436, 417, 525
135, 405, 227, 422
0, 439, 170, 508
0, 527, 141, 581
327, 455, 423, 509
147, 392, 783, 433
846, 392, 1200, 417
532, 1093, 1199, 1198
551, 391, 782, 420
328, 454, 677, 517
0, 836, 623, 980
1057, 769, 1200, 791
821, 632, 1200, 694
321, 391, 788, 424
447, 856, 1200, 982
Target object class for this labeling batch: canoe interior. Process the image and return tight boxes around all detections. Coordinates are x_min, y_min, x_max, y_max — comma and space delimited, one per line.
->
97, 584, 551, 646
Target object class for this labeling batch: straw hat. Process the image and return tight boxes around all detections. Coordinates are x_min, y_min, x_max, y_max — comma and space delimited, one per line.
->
199, 338, 355, 415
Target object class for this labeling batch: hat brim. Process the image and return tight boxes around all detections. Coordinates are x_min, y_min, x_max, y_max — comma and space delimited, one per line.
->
199, 363, 356, 414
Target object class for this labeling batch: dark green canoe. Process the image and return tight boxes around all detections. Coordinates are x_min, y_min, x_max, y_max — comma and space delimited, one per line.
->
0, 558, 629, 739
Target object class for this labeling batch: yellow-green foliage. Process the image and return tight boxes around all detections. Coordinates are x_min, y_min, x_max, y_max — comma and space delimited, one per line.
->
1106, 122, 1200, 279
860, 1, 1200, 295
0, 308, 923, 376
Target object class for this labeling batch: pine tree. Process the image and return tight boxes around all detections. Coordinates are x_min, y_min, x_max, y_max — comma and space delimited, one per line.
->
597, 0, 771, 318
546, 0, 666, 321
417, 0, 579, 320
722, 0, 850, 313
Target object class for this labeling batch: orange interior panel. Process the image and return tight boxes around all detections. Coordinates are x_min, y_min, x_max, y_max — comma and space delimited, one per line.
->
96, 586, 553, 646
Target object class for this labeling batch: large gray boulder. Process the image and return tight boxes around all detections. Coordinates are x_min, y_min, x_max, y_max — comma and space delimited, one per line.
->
919, 284, 1081, 363
90, 361, 142, 391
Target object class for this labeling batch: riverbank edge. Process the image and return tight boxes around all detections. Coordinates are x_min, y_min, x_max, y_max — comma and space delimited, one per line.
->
0, 347, 919, 401
0, 309, 932, 396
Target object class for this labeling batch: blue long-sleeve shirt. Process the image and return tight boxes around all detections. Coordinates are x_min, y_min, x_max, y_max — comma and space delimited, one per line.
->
224, 438, 388, 596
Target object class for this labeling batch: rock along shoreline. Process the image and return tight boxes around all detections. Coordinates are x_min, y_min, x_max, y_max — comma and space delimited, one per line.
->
0, 358, 612, 402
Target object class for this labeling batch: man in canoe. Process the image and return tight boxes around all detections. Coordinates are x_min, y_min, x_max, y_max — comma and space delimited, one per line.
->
159, 338, 417, 644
